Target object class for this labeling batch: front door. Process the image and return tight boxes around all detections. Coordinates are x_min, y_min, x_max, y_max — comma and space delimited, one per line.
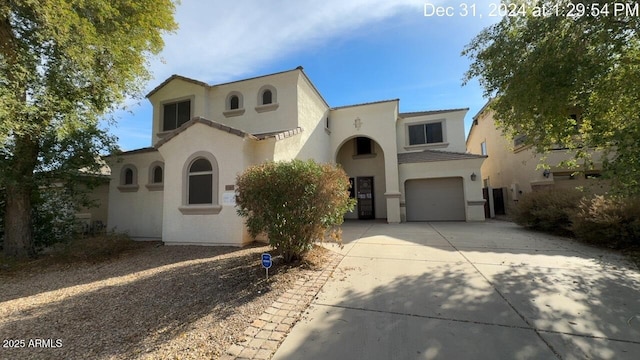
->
356, 177, 375, 219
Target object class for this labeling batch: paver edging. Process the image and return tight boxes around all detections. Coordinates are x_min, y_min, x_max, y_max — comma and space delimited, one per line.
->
223, 248, 344, 360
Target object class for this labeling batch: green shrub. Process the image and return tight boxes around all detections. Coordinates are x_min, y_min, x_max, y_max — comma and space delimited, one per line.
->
571, 195, 640, 248
236, 160, 355, 262
511, 188, 583, 235
1, 187, 79, 253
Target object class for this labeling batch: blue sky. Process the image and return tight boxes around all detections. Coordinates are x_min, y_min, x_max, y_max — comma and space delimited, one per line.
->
111, 0, 499, 151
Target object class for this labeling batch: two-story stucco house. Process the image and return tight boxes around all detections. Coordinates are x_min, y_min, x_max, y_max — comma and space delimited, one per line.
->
107, 67, 486, 246
466, 102, 610, 218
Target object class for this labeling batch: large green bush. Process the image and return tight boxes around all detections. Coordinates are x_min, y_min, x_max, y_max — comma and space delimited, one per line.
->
571, 195, 640, 248
511, 188, 583, 235
236, 160, 355, 262
1, 187, 79, 254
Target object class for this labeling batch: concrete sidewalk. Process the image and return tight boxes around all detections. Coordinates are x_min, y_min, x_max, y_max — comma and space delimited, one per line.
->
272, 221, 640, 360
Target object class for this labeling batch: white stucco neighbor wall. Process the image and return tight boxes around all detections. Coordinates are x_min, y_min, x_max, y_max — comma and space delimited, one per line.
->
330, 100, 401, 223
107, 150, 164, 239
158, 123, 253, 246
399, 158, 486, 222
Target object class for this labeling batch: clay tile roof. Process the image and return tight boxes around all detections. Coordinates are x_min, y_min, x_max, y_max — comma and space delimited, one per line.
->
398, 150, 487, 164
154, 117, 303, 148
253, 127, 303, 140
145, 75, 210, 98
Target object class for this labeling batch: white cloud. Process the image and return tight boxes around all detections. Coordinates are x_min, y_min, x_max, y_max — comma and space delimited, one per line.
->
147, 0, 429, 86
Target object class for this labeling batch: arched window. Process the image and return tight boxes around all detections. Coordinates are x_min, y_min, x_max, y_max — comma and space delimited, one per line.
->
124, 168, 134, 185
262, 89, 273, 105
118, 164, 139, 192
146, 162, 164, 191
229, 95, 239, 110
152, 166, 163, 184
188, 158, 213, 204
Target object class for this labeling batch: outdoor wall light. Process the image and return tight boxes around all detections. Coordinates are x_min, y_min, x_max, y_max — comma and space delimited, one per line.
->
470, 172, 477, 181
543, 169, 551, 178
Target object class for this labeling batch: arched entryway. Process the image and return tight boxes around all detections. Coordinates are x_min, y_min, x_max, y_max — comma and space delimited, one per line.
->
336, 136, 386, 220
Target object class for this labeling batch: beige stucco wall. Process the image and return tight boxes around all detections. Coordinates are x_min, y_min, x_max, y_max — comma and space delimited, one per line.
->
399, 158, 486, 222
207, 71, 300, 135
330, 101, 401, 223
148, 79, 208, 146
467, 108, 609, 209
158, 122, 252, 246
336, 139, 387, 219
107, 151, 164, 239
292, 73, 331, 162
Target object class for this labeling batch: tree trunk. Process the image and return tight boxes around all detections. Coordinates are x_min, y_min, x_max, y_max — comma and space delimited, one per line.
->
3, 136, 39, 259
3, 184, 34, 258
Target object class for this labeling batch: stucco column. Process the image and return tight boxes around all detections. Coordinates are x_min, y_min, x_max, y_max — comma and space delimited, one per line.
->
384, 153, 401, 223
384, 192, 401, 223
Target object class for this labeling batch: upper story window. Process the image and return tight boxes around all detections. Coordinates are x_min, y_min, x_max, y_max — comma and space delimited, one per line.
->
163, 99, 191, 131
256, 85, 279, 113
224, 92, 245, 117
355, 137, 373, 155
481, 141, 487, 156
514, 134, 528, 147
408, 122, 443, 145
229, 95, 240, 110
262, 90, 273, 105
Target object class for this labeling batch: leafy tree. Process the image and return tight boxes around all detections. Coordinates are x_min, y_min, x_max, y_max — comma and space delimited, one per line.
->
236, 160, 355, 263
0, 1, 177, 258
463, 0, 640, 195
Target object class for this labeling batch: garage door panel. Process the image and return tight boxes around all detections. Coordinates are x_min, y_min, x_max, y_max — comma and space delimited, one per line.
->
406, 177, 465, 221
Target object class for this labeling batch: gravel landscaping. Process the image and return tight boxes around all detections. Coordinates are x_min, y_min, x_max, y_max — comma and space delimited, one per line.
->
0, 241, 335, 359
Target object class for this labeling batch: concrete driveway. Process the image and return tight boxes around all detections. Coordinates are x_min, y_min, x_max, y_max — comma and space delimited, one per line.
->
273, 221, 640, 360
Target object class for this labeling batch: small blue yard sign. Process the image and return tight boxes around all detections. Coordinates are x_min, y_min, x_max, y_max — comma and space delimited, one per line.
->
262, 253, 272, 280
262, 253, 272, 269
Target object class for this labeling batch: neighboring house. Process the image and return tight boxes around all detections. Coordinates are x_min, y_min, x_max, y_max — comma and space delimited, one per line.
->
107, 67, 486, 246
466, 102, 609, 217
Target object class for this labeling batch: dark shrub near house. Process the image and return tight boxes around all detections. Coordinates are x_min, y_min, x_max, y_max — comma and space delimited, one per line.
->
511, 189, 583, 236
571, 195, 640, 249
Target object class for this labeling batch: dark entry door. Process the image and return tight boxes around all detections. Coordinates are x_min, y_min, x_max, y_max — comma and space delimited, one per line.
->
482, 187, 491, 218
493, 188, 506, 215
356, 177, 375, 219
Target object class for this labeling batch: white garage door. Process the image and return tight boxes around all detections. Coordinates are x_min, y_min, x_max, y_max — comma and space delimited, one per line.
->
405, 177, 465, 221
